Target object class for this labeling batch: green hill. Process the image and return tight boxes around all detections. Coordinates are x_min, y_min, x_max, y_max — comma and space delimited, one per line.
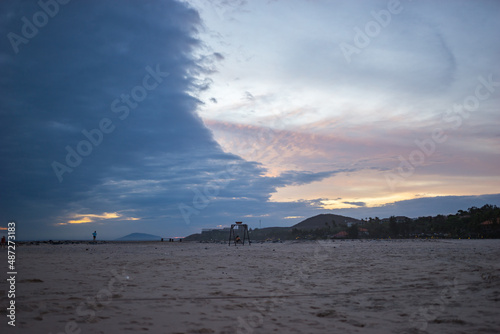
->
292, 213, 362, 230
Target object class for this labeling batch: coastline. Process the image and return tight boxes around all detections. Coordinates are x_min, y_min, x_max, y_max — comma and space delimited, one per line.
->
1, 239, 499, 333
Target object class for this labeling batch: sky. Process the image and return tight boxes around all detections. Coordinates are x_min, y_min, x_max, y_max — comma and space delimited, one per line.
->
1, 0, 499, 240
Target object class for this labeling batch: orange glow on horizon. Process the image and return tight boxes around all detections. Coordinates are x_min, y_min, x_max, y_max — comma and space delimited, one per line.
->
59, 212, 140, 225
67, 217, 93, 224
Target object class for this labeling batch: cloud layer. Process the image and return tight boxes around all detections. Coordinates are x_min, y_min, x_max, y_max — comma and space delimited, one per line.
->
0, 1, 242, 239
1, 0, 499, 240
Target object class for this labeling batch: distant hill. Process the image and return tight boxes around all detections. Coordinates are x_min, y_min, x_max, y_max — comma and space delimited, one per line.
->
292, 214, 362, 230
183, 204, 500, 240
116, 233, 162, 241
183, 213, 363, 241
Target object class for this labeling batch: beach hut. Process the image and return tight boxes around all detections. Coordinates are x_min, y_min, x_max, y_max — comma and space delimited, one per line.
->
333, 231, 348, 239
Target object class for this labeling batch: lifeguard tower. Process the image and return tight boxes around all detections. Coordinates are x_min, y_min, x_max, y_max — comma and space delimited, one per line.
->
228, 222, 251, 246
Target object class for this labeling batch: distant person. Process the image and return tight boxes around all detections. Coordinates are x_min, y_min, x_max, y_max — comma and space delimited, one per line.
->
235, 235, 241, 244
1, 236, 5, 249
92, 231, 97, 241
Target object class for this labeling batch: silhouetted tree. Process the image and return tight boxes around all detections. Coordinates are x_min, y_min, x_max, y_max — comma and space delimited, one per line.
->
347, 224, 359, 239
389, 216, 399, 237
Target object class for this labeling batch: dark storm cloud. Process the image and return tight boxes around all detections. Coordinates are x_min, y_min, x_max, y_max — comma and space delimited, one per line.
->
271, 170, 339, 187
213, 52, 224, 61
0, 0, 348, 240
0, 0, 262, 239
343, 201, 366, 207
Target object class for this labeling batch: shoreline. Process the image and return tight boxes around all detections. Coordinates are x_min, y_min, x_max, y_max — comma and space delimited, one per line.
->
1, 239, 499, 333
9, 237, 499, 245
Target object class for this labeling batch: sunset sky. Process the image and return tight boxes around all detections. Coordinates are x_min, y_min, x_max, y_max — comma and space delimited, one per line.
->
1, 0, 499, 240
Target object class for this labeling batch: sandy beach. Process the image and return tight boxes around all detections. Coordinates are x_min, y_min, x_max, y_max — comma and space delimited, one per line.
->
1, 239, 499, 334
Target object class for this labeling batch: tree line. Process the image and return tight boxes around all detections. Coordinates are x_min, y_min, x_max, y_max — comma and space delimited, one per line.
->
186, 204, 500, 242
291, 204, 500, 239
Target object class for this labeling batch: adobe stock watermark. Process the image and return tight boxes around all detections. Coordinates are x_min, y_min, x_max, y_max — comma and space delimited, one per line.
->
7, 0, 71, 54
385, 73, 499, 191
339, 0, 405, 64
178, 163, 242, 225
51, 64, 169, 183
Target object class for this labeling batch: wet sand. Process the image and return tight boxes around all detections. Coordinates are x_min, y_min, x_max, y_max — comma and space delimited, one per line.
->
1, 239, 499, 333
